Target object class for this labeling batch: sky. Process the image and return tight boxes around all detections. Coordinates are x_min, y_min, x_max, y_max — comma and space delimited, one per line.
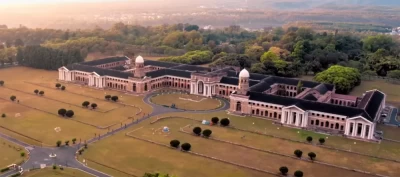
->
0, 0, 130, 5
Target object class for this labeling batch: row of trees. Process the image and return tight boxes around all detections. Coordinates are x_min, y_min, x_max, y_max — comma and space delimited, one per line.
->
55, 83, 66, 90
192, 127, 213, 137
82, 101, 98, 109
33, 89, 45, 96
159, 50, 213, 65
169, 140, 191, 151
294, 149, 317, 161
56, 138, 78, 147
57, 109, 74, 117
210, 117, 230, 126
105, 95, 119, 102
279, 166, 304, 177
16, 45, 84, 70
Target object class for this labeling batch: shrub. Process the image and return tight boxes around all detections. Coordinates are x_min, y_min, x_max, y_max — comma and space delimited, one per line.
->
10, 95, 16, 101
279, 166, 289, 175
105, 95, 111, 100
55, 83, 61, 88
91, 103, 98, 109
202, 129, 212, 137
78, 149, 84, 155
61, 86, 66, 90
39, 91, 44, 96
0, 80, 4, 86
319, 138, 325, 144
58, 108, 67, 116
170, 140, 180, 148
294, 149, 303, 158
211, 117, 219, 124
20, 152, 25, 157
294, 170, 304, 177
111, 96, 119, 102
56, 140, 62, 147
181, 143, 191, 151
34, 89, 39, 94
84, 144, 88, 149
53, 165, 57, 169
82, 101, 90, 107
65, 140, 69, 146
72, 138, 77, 144
1, 113, 5, 118
193, 127, 202, 135
306, 136, 313, 143
65, 110, 74, 117
0, 167, 9, 172
220, 118, 230, 126
308, 152, 316, 160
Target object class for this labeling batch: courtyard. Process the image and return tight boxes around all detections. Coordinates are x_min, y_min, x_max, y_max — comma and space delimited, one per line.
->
150, 92, 222, 111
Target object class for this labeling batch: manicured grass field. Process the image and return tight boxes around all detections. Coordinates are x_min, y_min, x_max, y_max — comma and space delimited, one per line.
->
22, 168, 94, 177
0, 67, 151, 145
150, 93, 221, 110
350, 80, 400, 107
0, 139, 26, 169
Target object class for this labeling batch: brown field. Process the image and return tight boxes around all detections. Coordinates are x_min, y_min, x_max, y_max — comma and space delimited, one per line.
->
21, 167, 94, 177
150, 93, 222, 110
0, 139, 27, 169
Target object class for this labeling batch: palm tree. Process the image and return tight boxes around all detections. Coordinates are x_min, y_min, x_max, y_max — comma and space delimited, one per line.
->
279, 166, 289, 175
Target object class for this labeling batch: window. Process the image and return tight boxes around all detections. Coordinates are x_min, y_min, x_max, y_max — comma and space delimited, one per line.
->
322, 115, 325, 117
317, 114, 320, 116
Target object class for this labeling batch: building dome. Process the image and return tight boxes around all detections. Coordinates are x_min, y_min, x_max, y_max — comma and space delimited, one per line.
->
239, 69, 250, 78
135, 55, 144, 63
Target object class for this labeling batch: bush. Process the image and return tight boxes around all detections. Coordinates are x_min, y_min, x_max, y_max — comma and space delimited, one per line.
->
279, 166, 289, 175
82, 101, 90, 107
53, 165, 57, 169
294, 149, 303, 158
58, 108, 67, 116
0, 80, 4, 86
306, 136, 313, 143
39, 91, 44, 96
34, 89, 39, 94
56, 140, 62, 147
1, 113, 5, 118
220, 118, 230, 126
111, 96, 119, 102
319, 138, 325, 144
105, 95, 111, 100
91, 103, 98, 109
84, 144, 88, 149
308, 152, 316, 160
72, 138, 77, 144
0, 167, 10, 172
65, 140, 69, 146
20, 152, 25, 157
294, 170, 304, 177
65, 110, 74, 117
181, 143, 191, 151
202, 129, 212, 137
61, 86, 66, 90
193, 127, 202, 135
78, 149, 84, 155
170, 140, 180, 148
10, 95, 16, 101
55, 83, 61, 88
211, 117, 219, 124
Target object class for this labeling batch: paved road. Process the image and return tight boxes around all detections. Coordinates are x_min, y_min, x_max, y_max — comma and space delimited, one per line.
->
387, 108, 399, 126
0, 92, 230, 177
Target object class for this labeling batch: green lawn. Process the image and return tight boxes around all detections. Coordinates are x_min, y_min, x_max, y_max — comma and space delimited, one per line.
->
22, 167, 94, 177
150, 93, 221, 110
0, 139, 27, 169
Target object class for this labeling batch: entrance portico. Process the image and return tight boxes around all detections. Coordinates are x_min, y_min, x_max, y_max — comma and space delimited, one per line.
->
344, 116, 374, 140
281, 105, 308, 128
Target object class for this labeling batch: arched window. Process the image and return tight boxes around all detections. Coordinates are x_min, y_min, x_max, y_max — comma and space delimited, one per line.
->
144, 83, 148, 91
335, 123, 339, 129
316, 120, 320, 126
325, 121, 329, 127
256, 109, 259, 115
236, 102, 241, 112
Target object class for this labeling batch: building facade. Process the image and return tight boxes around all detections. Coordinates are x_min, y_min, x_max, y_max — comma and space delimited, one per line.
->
59, 56, 386, 141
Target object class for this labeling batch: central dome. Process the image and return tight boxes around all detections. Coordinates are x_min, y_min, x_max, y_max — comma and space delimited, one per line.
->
135, 55, 144, 63
239, 69, 250, 78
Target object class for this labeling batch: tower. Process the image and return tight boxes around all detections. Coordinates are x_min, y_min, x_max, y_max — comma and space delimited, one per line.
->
238, 69, 249, 95
134, 55, 145, 78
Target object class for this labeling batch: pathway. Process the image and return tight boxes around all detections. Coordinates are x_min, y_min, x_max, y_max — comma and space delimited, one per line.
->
0, 92, 230, 177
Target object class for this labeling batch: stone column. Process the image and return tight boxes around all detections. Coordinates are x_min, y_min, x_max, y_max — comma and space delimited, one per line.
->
352, 122, 357, 136
295, 112, 300, 126
368, 124, 374, 139
361, 124, 366, 139
344, 121, 349, 135
281, 110, 286, 124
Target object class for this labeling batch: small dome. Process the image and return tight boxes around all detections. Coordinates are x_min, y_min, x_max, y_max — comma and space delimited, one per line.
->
239, 69, 249, 78
135, 55, 144, 63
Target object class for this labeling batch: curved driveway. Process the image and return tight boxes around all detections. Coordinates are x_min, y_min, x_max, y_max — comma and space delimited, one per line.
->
0, 92, 230, 177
